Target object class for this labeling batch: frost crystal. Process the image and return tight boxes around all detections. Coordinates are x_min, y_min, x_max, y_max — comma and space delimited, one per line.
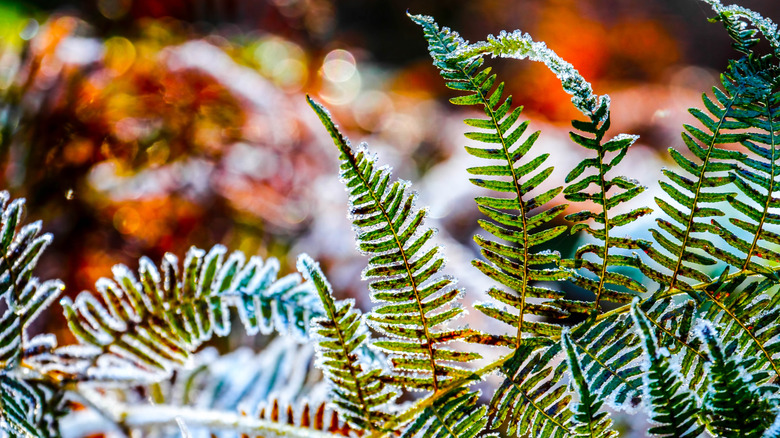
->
449, 30, 609, 120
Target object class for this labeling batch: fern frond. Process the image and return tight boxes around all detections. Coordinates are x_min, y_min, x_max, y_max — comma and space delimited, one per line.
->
411, 14, 585, 348
299, 254, 397, 432
59, 245, 323, 378
696, 320, 778, 437
702, 0, 780, 56
307, 96, 479, 392
400, 387, 487, 438
676, 271, 780, 392
642, 4, 780, 290
630, 300, 703, 438
0, 192, 63, 369
565, 298, 698, 410
561, 331, 617, 438
563, 105, 651, 308
702, 44, 780, 274
0, 377, 64, 438
487, 343, 572, 437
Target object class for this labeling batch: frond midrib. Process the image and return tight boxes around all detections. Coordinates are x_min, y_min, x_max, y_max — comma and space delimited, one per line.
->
594, 140, 611, 309
572, 337, 640, 394
743, 93, 777, 268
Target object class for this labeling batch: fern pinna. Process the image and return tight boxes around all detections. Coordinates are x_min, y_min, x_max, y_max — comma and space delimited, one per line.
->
307, 96, 479, 392
630, 300, 703, 438
299, 253, 396, 432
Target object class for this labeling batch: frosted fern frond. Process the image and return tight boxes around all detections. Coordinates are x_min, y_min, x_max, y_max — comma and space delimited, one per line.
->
59, 245, 323, 378
298, 254, 397, 432
630, 300, 703, 438
565, 298, 698, 410
0, 377, 65, 438
696, 320, 779, 437
675, 271, 780, 393
0, 192, 63, 369
705, 57, 780, 273
307, 96, 479, 392
487, 342, 572, 437
499, 32, 655, 309
72, 338, 340, 438
702, 0, 780, 55
561, 332, 617, 438
638, 7, 780, 291
411, 13, 586, 348
399, 387, 487, 438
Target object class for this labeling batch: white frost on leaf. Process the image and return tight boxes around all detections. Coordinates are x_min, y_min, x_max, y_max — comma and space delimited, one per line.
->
448, 30, 609, 120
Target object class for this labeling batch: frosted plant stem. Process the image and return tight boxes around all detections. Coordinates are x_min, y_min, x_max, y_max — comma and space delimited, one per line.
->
74, 395, 345, 438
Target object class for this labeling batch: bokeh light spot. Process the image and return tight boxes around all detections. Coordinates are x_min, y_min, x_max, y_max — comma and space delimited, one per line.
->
104, 36, 136, 75
19, 19, 38, 41
98, 0, 132, 20
113, 206, 141, 234
322, 49, 356, 83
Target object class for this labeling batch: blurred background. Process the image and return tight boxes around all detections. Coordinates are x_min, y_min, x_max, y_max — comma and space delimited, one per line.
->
0, 0, 778, 434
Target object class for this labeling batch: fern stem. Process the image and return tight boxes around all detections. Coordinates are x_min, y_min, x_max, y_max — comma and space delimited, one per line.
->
596, 265, 778, 323
101, 403, 344, 438
594, 131, 610, 309
743, 94, 777, 269
369, 354, 511, 438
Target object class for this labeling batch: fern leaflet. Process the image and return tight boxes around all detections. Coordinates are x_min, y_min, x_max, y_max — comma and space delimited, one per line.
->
696, 320, 778, 437
307, 96, 479, 392
299, 254, 397, 432
630, 300, 702, 438
561, 331, 617, 438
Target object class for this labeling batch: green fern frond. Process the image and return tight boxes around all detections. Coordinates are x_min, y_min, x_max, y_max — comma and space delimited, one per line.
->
0, 192, 63, 369
561, 331, 617, 438
564, 298, 698, 410
676, 271, 780, 392
630, 300, 703, 438
487, 342, 572, 437
696, 320, 779, 437
307, 96, 479, 392
299, 254, 397, 432
703, 0, 780, 56
400, 387, 487, 438
563, 105, 652, 307
411, 14, 586, 348
0, 377, 64, 438
441, 23, 654, 308
642, 4, 780, 290
59, 245, 323, 378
